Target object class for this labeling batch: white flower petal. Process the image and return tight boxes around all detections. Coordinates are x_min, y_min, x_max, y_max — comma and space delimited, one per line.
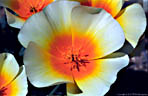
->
5, 9, 25, 29
18, 11, 53, 49
0, 53, 19, 88
18, 1, 80, 49
24, 42, 73, 88
5, 66, 28, 96
117, 4, 147, 48
74, 53, 129, 96
71, 6, 125, 58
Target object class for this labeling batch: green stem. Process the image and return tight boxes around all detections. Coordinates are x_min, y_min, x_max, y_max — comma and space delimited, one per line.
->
48, 85, 60, 96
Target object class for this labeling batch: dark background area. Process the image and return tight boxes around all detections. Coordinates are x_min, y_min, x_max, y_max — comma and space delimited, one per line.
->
0, 0, 148, 96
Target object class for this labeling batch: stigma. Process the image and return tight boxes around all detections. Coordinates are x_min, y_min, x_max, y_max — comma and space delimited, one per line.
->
64, 49, 90, 72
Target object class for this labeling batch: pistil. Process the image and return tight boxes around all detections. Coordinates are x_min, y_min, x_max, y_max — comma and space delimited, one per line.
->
64, 52, 90, 72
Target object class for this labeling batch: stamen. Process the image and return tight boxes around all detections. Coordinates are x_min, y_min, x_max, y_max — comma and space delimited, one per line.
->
64, 52, 90, 72
30, 7, 37, 13
84, 55, 89, 57
0, 87, 7, 96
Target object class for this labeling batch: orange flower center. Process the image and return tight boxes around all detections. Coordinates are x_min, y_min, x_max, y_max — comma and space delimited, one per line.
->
92, 2, 112, 15
0, 87, 7, 96
10, 0, 54, 19
49, 34, 97, 79
80, 1, 112, 16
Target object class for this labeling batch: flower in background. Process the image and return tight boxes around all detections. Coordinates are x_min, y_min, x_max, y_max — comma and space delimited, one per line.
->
0, 53, 28, 96
0, 0, 54, 28
70, 0, 147, 48
18, 1, 129, 96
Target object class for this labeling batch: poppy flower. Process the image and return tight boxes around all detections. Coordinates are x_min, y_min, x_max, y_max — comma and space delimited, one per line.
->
70, 0, 147, 48
18, 1, 129, 96
0, 0, 54, 28
0, 53, 28, 96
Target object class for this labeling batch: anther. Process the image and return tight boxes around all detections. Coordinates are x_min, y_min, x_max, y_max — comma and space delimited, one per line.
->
84, 55, 89, 57
71, 54, 75, 61
30, 7, 37, 13
64, 53, 90, 72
